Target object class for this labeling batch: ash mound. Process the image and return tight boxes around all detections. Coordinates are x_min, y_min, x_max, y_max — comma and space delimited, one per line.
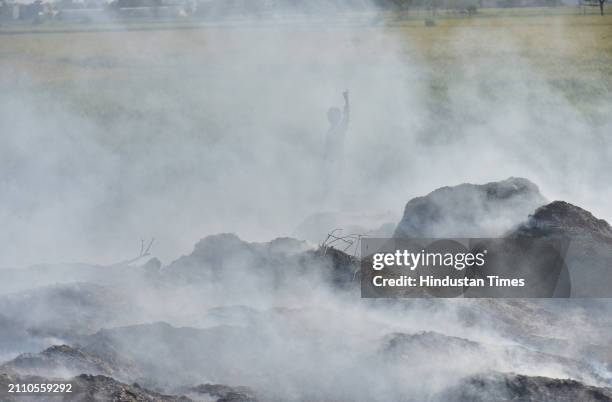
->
164, 233, 358, 289
512, 201, 612, 241
391, 178, 612, 297
509, 201, 612, 297
394, 177, 546, 238
168, 234, 310, 270
0, 344, 135, 380
380, 330, 607, 387
439, 372, 612, 402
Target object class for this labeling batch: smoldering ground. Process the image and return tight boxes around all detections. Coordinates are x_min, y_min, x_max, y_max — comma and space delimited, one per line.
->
1, 234, 612, 401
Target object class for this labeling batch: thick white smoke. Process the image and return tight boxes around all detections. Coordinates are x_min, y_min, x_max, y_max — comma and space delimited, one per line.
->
1, 15, 610, 267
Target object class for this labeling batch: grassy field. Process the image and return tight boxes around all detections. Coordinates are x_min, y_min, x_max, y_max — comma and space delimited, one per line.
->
2, 9, 610, 102
1, 8, 610, 129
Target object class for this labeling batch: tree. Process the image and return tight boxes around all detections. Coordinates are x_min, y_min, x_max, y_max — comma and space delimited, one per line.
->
390, 0, 413, 9
580, 0, 606, 15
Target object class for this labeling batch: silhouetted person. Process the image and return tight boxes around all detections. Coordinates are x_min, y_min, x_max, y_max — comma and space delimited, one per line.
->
322, 90, 350, 198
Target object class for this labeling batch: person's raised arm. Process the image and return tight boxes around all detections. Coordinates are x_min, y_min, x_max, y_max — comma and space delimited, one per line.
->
342, 90, 350, 128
